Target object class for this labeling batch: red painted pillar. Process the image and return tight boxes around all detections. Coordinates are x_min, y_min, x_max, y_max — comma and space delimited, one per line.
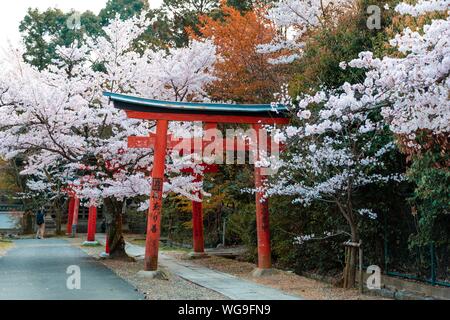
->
253, 124, 272, 269
71, 197, 80, 237
192, 175, 204, 253
87, 205, 97, 242
105, 235, 110, 255
66, 197, 75, 235
144, 119, 168, 271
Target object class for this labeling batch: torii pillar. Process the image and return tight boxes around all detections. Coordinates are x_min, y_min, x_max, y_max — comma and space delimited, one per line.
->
70, 196, 80, 237
66, 196, 75, 235
140, 119, 169, 277
188, 172, 208, 258
252, 124, 273, 275
188, 122, 218, 258
187, 166, 220, 258
83, 204, 99, 245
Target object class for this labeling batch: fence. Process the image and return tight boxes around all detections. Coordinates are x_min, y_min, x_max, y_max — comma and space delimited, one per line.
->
384, 214, 449, 287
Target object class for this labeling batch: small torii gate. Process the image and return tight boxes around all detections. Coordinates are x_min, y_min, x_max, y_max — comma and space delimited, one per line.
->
65, 179, 99, 245
104, 92, 289, 277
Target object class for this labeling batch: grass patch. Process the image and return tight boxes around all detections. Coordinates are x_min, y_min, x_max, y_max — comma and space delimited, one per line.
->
129, 239, 191, 253
82, 241, 101, 247
130, 239, 146, 246
159, 245, 191, 253
0, 240, 14, 255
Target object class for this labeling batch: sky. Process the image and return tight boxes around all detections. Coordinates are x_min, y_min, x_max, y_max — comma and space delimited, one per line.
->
0, 0, 163, 48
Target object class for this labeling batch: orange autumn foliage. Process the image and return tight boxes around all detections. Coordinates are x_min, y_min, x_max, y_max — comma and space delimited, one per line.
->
189, 2, 284, 104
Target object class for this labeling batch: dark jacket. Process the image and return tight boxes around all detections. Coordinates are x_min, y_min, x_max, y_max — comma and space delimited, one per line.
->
36, 211, 45, 225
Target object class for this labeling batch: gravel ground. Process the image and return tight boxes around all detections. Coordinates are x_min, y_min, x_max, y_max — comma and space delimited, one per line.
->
68, 235, 387, 300
69, 237, 228, 300
168, 253, 387, 300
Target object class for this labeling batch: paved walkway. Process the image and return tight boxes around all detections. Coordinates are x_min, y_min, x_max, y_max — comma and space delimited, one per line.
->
0, 239, 143, 300
123, 242, 302, 300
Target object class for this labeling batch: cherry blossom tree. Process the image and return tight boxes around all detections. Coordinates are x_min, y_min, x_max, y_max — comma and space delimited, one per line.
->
0, 12, 217, 254
267, 83, 404, 287
265, 0, 449, 287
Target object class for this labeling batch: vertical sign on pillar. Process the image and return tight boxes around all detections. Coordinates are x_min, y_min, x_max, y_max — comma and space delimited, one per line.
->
71, 197, 80, 238
144, 119, 168, 271
253, 124, 272, 269
66, 197, 75, 235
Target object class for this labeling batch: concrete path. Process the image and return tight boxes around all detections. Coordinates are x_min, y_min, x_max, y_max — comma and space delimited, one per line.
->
159, 254, 302, 300
124, 242, 302, 300
0, 238, 143, 300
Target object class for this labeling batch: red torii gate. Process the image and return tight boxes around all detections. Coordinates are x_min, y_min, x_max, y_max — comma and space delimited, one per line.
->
64, 178, 99, 245
105, 92, 289, 277
128, 126, 273, 257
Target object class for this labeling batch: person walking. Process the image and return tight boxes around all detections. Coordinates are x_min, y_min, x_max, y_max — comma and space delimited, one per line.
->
36, 209, 45, 239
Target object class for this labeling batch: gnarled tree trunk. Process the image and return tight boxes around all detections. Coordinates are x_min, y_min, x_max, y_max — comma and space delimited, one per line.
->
52, 196, 64, 235
104, 197, 126, 258
22, 211, 34, 234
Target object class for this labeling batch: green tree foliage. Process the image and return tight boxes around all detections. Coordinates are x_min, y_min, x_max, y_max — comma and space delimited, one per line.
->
19, 8, 102, 70
289, 0, 398, 96
19, 0, 149, 70
98, 0, 149, 24
408, 151, 450, 247
161, 0, 220, 46
160, 0, 274, 46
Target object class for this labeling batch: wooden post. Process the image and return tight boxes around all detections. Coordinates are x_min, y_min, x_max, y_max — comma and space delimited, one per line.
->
144, 119, 168, 271
71, 197, 80, 237
253, 124, 272, 270
66, 196, 75, 235
87, 205, 97, 242
359, 241, 363, 293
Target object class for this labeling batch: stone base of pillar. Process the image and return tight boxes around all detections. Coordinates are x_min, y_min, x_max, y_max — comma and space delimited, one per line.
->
99, 252, 110, 259
137, 270, 168, 280
188, 252, 209, 259
82, 240, 100, 246
251, 268, 276, 277
70, 224, 77, 238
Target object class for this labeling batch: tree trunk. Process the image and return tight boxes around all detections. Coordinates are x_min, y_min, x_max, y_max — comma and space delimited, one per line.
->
22, 211, 34, 234
343, 220, 359, 289
343, 245, 358, 288
52, 197, 64, 235
104, 197, 126, 258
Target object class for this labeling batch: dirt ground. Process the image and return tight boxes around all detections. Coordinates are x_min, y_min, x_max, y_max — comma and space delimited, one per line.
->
69, 237, 228, 300
166, 251, 386, 300
69, 234, 386, 300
